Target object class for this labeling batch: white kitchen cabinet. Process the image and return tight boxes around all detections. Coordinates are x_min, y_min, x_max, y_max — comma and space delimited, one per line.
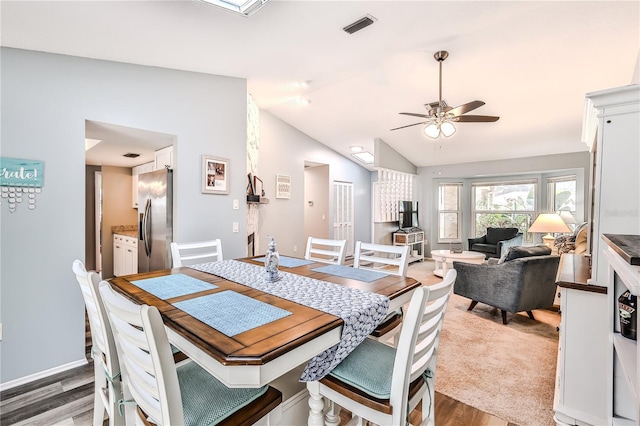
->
131, 162, 154, 208
113, 234, 138, 276
154, 146, 174, 170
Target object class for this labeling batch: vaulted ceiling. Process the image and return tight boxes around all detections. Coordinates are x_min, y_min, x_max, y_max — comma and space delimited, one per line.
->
2, 1, 638, 169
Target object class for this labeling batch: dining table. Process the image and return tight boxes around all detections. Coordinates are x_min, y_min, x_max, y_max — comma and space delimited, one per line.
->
108, 256, 421, 394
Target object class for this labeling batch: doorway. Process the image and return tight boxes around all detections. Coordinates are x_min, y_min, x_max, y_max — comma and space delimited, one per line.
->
84, 120, 176, 277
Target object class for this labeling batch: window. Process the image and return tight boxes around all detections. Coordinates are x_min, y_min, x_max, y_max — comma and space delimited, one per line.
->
548, 175, 577, 213
438, 183, 462, 242
472, 180, 537, 243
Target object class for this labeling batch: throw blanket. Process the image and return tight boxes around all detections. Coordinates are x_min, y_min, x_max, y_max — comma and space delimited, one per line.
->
190, 259, 389, 381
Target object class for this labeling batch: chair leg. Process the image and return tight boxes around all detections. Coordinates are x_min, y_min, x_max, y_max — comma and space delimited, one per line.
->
467, 301, 478, 311
526, 310, 535, 320
501, 310, 508, 324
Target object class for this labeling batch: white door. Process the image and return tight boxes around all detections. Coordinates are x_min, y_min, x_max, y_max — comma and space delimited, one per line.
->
333, 181, 354, 257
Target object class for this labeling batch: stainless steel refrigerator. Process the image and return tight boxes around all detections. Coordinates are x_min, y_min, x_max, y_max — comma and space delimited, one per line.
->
138, 168, 173, 273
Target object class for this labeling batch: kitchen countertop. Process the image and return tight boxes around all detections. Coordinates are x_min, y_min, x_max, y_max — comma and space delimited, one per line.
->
112, 225, 138, 238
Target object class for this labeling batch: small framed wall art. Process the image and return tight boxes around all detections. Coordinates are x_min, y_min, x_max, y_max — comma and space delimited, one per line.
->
202, 155, 229, 194
276, 174, 291, 199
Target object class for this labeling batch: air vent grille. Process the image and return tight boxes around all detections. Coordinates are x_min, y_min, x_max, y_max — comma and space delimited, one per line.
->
123, 153, 141, 158
343, 15, 376, 34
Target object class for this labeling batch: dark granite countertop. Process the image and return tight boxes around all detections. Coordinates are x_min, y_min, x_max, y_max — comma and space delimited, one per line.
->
602, 234, 640, 266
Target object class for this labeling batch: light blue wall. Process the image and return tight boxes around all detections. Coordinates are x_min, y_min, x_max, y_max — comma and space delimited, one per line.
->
0, 47, 249, 383
0, 48, 373, 385
258, 110, 372, 256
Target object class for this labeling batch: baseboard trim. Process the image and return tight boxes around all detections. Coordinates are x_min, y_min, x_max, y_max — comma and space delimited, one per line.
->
0, 358, 88, 392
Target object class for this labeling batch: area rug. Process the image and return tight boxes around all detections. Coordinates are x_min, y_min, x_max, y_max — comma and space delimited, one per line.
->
407, 261, 560, 426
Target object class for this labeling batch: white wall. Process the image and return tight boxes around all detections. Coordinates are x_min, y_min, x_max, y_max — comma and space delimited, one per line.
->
258, 111, 372, 257
418, 152, 590, 254
0, 47, 249, 384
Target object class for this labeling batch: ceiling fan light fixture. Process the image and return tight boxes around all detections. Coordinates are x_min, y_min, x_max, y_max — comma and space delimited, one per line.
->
424, 123, 440, 139
441, 121, 456, 137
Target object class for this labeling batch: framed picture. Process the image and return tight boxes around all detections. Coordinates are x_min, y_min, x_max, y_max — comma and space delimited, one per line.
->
247, 173, 255, 195
202, 155, 229, 194
254, 176, 264, 196
276, 174, 291, 199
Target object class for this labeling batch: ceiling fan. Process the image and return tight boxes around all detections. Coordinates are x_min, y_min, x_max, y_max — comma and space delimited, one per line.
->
390, 50, 499, 138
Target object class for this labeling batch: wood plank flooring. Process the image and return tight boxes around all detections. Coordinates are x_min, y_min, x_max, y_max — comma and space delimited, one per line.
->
0, 281, 515, 425
0, 354, 513, 426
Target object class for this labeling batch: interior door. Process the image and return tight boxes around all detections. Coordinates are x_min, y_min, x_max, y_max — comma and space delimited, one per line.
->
333, 181, 354, 257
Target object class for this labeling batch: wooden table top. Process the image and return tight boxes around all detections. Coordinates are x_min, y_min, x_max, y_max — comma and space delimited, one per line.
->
109, 257, 420, 368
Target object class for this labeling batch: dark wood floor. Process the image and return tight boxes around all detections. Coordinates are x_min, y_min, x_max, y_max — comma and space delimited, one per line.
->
0, 312, 515, 425
0, 357, 513, 426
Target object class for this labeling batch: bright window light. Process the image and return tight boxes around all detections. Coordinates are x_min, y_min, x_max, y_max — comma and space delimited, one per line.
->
199, 0, 269, 16
351, 151, 375, 164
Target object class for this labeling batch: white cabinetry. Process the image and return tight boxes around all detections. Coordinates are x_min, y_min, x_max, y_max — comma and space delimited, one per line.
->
132, 162, 154, 208
603, 234, 640, 425
393, 230, 424, 263
554, 254, 608, 425
113, 234, 138, 277
588, 85, 640, 285
154, 146, 174, 170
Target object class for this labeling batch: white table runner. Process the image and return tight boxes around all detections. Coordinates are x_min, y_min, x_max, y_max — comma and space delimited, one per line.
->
190, 259, 389, 381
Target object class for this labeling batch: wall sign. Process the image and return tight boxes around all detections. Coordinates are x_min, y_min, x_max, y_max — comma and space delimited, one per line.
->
0, 157, 44, 212
276, 174, 291, 199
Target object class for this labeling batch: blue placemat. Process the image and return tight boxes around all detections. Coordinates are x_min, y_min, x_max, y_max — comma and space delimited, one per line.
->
131, 274, 218, 299
311, 264, 389, 283
253, 256, 314, 268
172, 290, 292, 337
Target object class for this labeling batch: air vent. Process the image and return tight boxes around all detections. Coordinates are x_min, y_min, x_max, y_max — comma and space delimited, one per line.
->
123, 153, 141, 158
343, 15, 376, 34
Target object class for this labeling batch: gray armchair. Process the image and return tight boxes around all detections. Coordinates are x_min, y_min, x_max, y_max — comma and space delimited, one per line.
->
468, 227, 522, 258
453, 246, 560, 324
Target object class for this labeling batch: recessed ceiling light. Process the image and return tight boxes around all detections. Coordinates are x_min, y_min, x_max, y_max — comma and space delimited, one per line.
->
297, 97, 311, 106
199, 0, 269, 17
351, 151, 375, 164
350, 145, 363, 153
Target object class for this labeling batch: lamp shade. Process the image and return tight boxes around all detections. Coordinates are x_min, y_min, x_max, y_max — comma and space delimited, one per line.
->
528, 213, 572, 234
558, 211, 577, 225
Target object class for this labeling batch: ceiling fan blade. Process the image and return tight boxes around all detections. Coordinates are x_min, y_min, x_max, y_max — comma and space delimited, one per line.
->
390, 121, 427, 131
453, 115, 500, 122
448, 100, 485, 117
399, 112, 431, 119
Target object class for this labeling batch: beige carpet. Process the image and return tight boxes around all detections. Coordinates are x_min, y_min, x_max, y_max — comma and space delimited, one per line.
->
407, 261, 560, 426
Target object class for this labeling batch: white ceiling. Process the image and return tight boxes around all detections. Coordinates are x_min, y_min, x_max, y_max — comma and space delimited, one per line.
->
2, 1, 639, 169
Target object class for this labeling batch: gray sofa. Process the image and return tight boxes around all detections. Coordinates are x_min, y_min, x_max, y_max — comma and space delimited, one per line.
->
453, 246, 560, 324
468, 227, 523, 258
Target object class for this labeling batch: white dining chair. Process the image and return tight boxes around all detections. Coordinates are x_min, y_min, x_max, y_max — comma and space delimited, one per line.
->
354, 242, 411, 345
304, 237, 347, 265
72, 259, 123, 426
307, 269, 457, 426
98, 280, 283, 426
170, 238, 223, 267
353, 241, 410, 276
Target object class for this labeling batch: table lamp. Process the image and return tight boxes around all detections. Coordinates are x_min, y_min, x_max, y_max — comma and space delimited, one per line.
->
528, 213, 572, 248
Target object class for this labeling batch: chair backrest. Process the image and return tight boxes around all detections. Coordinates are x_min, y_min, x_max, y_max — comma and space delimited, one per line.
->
72, 260, 120, 379
486, 227, 519, 244
389, 269, 456, 425
353, 241, 410, 276
304, 237, 347, 265
99, 280, 183, 425
170, 239, 223, 267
